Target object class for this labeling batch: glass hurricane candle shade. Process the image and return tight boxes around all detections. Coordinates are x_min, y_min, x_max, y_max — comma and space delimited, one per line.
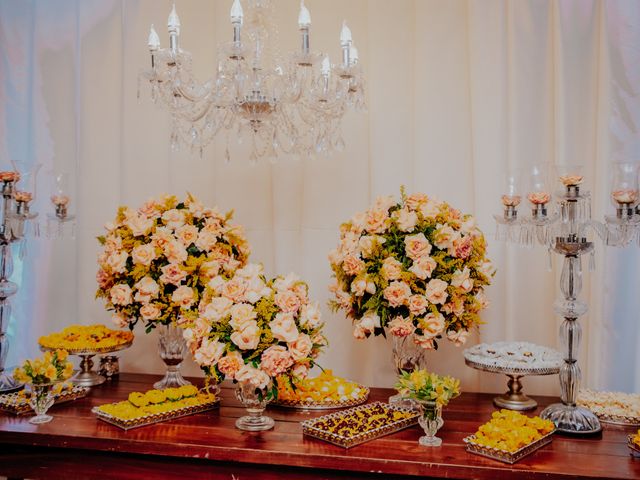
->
235, 379, 275, 432
154, 324, 191, 390
527, 165, 552, 217
416, 401, 444, 447
611, 163, 639, 213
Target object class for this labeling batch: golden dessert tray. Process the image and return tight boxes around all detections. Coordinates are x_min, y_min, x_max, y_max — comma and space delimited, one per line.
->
92, 398, 220, 430
301, 402, 419, 448
0, 385, 90, 415
629, 436, 640, 458
274, 385, 369, 410
463, 430, 555, 464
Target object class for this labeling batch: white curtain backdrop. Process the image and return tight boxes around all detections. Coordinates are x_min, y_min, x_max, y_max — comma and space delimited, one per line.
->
1, 0, 639, 395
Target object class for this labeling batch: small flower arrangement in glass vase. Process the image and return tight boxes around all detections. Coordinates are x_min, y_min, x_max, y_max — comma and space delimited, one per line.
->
183, 263, 328, 431
95, 193, 251, 389
13, 350, 74, 424
328, 188, 494, 389
394, 369, 460, 447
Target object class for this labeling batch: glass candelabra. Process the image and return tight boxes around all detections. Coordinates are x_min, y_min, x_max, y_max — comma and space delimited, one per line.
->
494, 163, 640, 434
141, 1, 365, 161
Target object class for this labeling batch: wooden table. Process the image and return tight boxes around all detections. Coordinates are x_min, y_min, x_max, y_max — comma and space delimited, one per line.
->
0, 373, 638, 479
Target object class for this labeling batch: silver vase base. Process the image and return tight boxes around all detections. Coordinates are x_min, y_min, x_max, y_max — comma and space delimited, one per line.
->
153, 368, 191, 390
235, 415, 275, 431
493, 393, 537, 411
0, 372, 24, 394
419, 435, 442, 447
540, 403, 602, 434
29, 414, 53, 425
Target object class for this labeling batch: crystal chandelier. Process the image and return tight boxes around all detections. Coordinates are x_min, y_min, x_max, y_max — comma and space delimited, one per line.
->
142, 0, 366, 162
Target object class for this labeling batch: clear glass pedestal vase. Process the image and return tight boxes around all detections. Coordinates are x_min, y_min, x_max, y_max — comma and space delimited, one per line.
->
417, 401, 444, 447
28, 382, 57, 424
389, 335, 426, 406
154, 324, 191, 390
235, 380, 275, 432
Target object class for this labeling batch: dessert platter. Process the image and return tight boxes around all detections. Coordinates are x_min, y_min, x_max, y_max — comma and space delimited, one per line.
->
274, 370, 369, 410
464, 342, 562, 410
463, 409, 556, 464
577, 389, 640, 426
39, 325, 134, 387
0, 382, 89, 415
301, 402, 419, 448
93, 384, 219, 430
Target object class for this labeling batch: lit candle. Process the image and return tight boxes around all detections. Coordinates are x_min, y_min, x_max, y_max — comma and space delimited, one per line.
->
148, 25, 160, 51
298, 0, 311, 28
230, 0, 244, 24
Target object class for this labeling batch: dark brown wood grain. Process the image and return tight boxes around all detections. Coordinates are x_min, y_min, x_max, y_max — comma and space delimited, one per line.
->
0, 373, 638, 479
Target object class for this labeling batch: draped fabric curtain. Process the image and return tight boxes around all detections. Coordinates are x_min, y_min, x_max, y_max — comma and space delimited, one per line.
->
1, 0, 638, 394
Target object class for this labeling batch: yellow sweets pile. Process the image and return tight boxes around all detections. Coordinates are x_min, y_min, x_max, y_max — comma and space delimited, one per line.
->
97, 385, 216, 420
633, 429, 640, 447
39, 324, 134, 351
277, 370, 366, 403
470, 410, 555, 453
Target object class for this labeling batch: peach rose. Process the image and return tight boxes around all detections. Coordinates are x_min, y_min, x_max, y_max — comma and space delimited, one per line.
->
451, 267, 473, 293
451, 236, 472, 260
381, 257, 403, 281
405, 193, 428, 211
475, 291, 490, 309
395, 208, 418, 232
408, 294, 429, 315
409, 256, 437, 280
374, 195, 396, 212
460, 216, 478, 236
230, 303, 258, 329
163, 240, 188, 264
274, 290, 302, 314
342, 254, 365, 276
194, 337, 226, 367
419, 200, 442, 218
299, 302, 322, 329
126, 214, 154, 237
235, 364, 271, 390
138, 199, 160, 218
172, 285, 195, 309
328, 248, 344, 266
413, 335, 436, 350
404, 233, 432, 260
230, 320, 261, 350
111, 312, 129, 328
364, 208, 390, 234
186, 196, 206, 218
350, 278, 376, 297
220, 278, 247, 302
201, 296, 233, 322
132, 244, 156, 266
218, 351, 244, 379
447, 329, 469, 346
291, 362, 310, 379
420, 312, 445, 338
203, 217, 224, 236
288, 333, 313, 361
135, 276, 160, 297
104, 235, 122, 254
105, 251, 128, 274
359, 311, 381, 335
424, 279, 449, 305
110, 284, 132, 306
442, 296, 465, 317
358, 235, 385, 258
260, 345, 294, 377
162, 208, 186, 229
244, 277, 272, 304
269, 312, 299, 343
199, 260, 221, 280
383, 281, 412, 308
433, 224, 458, 250
152, 226, 174, 249
160, 263, 187, 286
175, 224, 199, 247
96, 269, 113, 289
477, 260, 495, 280
388, 315, 415, 337
140, 303, 162, 321
353, 322, 368, 340
195, 230, 219, 252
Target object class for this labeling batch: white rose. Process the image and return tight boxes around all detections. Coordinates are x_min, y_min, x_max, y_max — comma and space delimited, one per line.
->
230, 321, 261, 350
447, 329, 469, 346
360, 311, 381, 334
269, 312, 299, 343
126, 214, 154, 237
395, 208, 418, 232
132, 244, 156, 266
299, 302, 323, 329
161, 208, 186, 230
424, 279, 449, 305
229, 303, 258, 330
175, 224, 199, 247
194, 337, 226, 367
111, 312, 129, 328
433, 224, 459, 250
419, 312, 445, 338
409, 256, 437, 280
106, 251, 128, 274
202, 296, 233, 322
172, 285, 195, 309
451, 267, 473, 293
140, 304, 162, 321
195, 230, 219, 252
110, 284, 132, 306
358, 235, 386, 258
163, 240, 188, 264
235, 364, 271, 390
135, 276, 160, 297
381, 257, 404, 281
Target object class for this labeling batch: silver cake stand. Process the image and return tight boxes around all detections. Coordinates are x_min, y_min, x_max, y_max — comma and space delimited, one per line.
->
464, 357, 560, 411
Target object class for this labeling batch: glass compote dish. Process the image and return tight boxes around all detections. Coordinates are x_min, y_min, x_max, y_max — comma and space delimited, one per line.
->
234, 367, 275, 432
154, 324, 191, 390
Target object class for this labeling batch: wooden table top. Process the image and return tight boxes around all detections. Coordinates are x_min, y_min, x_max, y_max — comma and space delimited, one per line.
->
0, 372, 638, 480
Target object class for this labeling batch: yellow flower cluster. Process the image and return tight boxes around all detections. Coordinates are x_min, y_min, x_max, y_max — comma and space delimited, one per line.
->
277, 370, 366, 403
469, 410, 555, 453
97, 385, 215, 420
394, 369, 460, 406
13, 350, 74, 385
633, 429, 640, 447
39, 324, 134, 351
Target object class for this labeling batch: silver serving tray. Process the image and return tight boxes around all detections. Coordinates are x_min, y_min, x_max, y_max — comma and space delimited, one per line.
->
301, 402, 419, 448
463, 430, 555, 464
273, 386, 369, 410
0, 385, 90, 415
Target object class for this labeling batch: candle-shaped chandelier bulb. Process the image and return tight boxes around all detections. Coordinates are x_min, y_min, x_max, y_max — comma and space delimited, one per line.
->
167, 4, 181, 56
148, 24, 160, 52
231, 0, 244, 24
350, 45, 359, 65
298, 0, 311, 28
340, 20, 352, 66
321, 56, 331, 76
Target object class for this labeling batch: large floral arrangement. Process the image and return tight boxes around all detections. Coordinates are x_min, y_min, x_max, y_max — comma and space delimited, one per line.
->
96, 194, 250, 332
329, 189, 494, 350
183, 263, 327, 397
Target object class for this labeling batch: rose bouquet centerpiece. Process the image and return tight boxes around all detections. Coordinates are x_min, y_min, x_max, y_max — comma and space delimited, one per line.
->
13, 350, 74, 424
329, 189, 494, 375
96, 193, 250, 388
184, 263, 327, 431
394, 369, 460, 447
